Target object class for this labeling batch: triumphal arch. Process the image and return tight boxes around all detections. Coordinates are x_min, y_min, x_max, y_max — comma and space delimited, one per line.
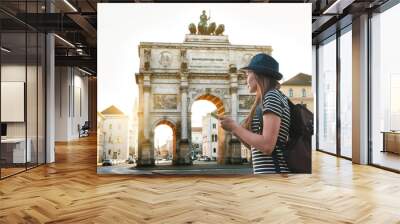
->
135, 14, 273, 166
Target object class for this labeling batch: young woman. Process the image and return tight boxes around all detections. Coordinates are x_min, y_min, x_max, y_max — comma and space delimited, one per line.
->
219, 53, 291, 174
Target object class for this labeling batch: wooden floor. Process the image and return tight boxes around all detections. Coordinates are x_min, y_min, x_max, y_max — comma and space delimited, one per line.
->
1, 135, 400, 223
372, 151, 400, 171
1, 167, 26, 178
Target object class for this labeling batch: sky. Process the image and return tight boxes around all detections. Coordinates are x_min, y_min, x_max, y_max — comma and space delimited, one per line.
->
97, 3, 312, 116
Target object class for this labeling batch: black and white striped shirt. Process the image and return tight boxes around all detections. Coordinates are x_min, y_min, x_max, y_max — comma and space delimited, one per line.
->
251, 89, 291, 174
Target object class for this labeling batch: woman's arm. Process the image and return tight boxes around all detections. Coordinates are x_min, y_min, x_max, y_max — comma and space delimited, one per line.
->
222, 112, 281, 155
234, 132, 251, 150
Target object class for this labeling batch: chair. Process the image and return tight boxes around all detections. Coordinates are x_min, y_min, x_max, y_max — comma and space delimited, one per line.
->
79, 121, 90, 138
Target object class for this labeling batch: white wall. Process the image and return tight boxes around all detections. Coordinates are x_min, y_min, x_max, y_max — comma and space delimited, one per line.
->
55, 67, 89, 141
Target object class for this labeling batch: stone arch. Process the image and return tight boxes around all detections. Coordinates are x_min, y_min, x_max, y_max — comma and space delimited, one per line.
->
188, 93, 228, 164
151, 118, 177, 165
189, 92, 227, 115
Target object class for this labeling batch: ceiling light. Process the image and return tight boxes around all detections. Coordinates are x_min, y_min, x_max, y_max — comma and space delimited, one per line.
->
63, 0, 78, 12
1, 47, 11, 53
322, 0, 355, 15
78, 67, 92, 76
54, 34, 75, 48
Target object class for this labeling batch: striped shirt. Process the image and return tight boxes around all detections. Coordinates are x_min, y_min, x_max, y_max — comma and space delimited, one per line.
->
251, 89, 291, 174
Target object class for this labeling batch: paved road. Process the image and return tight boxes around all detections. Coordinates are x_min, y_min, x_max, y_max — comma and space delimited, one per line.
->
97, 162, 253, 175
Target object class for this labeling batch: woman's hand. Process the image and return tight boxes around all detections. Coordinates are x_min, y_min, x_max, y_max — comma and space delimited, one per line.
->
218, 116, 239, 132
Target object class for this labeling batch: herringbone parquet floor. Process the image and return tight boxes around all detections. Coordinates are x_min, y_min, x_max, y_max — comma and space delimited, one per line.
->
1, 135, 400, 224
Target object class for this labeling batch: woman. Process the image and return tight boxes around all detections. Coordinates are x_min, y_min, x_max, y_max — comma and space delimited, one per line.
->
219, 53, 291, 174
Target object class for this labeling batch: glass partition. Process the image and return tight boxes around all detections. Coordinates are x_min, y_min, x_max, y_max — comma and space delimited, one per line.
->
371, 3, 400, 171
339, 28, 352, 158
0, 1, 47, 179
27, 30, 38, 169
317, 35, 337, 155
38, 32, 45, 165
1, 31, 28, 178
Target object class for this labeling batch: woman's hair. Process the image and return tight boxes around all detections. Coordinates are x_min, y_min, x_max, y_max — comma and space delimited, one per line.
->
242, 71, 280, 131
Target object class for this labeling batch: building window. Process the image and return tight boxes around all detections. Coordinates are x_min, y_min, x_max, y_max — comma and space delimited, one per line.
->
213, 148, 216, 153
318, 35, 337, 155
340, 28, 352, 158
211, 134, 218, 142
289, 88, 293, 97
371, 5, 400, 171
302, 88, 306, 97
212, 123, 216, 129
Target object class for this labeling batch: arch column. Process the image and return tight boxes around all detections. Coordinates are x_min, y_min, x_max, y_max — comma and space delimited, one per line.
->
137, 73, 155, 167
176, 72, 192, 165
229, 67, 242, 164
181, 89, 188, 139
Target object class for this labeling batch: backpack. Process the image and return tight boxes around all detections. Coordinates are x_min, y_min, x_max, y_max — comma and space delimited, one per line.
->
255, 96, 313, 173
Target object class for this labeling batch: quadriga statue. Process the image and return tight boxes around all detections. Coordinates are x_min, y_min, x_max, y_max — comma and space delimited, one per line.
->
189, 23, 196, 34
215, 24, 225, 36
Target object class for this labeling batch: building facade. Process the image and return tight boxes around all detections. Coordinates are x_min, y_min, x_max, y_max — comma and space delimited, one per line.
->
128, 98, 139, 159
202, 114, 219, 160
280, 73, 314, 113
99, 105, 129, 164
191, 127, 203, 158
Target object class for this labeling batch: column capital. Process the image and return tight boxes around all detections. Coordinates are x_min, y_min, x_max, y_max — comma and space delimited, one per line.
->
180, 85, 189, 92
179, 72, 189, 79
230, 87, 238, 94
230, 82, 238, 94
229, 64, 237, 73
143, 85, 151, 92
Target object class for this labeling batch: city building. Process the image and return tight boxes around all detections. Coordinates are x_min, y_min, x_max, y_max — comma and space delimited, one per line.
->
202, 113, 218, 160
191, 127, 203, 158
99, 105, 129, 163
128, 98, 139, 159
280, 73, 314, 112
158, 139, 173, 160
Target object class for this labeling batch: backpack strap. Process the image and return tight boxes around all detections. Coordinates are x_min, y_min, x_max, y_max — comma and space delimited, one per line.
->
255, 103, 281, 173
255, 103, 263, 134
272, 150, 281, 173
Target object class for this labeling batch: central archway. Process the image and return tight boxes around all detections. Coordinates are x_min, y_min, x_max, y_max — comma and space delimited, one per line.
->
189, 93, 227, 165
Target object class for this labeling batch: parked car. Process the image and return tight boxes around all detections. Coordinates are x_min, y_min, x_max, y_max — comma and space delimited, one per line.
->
127, 157, 135, 164
102, 159, 112, 166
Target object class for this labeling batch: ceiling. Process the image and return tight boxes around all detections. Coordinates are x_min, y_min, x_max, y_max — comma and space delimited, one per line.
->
0, 0, 393, 76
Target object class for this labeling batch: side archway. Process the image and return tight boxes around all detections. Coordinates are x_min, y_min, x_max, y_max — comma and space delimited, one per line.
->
151, 119, 177, 165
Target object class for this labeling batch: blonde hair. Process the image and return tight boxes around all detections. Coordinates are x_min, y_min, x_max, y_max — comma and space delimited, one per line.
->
242, 72, 280, 131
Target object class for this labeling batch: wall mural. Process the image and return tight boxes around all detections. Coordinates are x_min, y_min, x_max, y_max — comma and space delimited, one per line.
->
153, 94, 178, 110
239, 95, 255, 110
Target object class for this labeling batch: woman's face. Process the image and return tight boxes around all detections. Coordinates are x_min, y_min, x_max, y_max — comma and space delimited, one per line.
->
245, 70, 258, 93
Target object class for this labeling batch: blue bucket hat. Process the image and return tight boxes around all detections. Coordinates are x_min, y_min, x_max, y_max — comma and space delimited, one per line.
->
240, 53, 283, 80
